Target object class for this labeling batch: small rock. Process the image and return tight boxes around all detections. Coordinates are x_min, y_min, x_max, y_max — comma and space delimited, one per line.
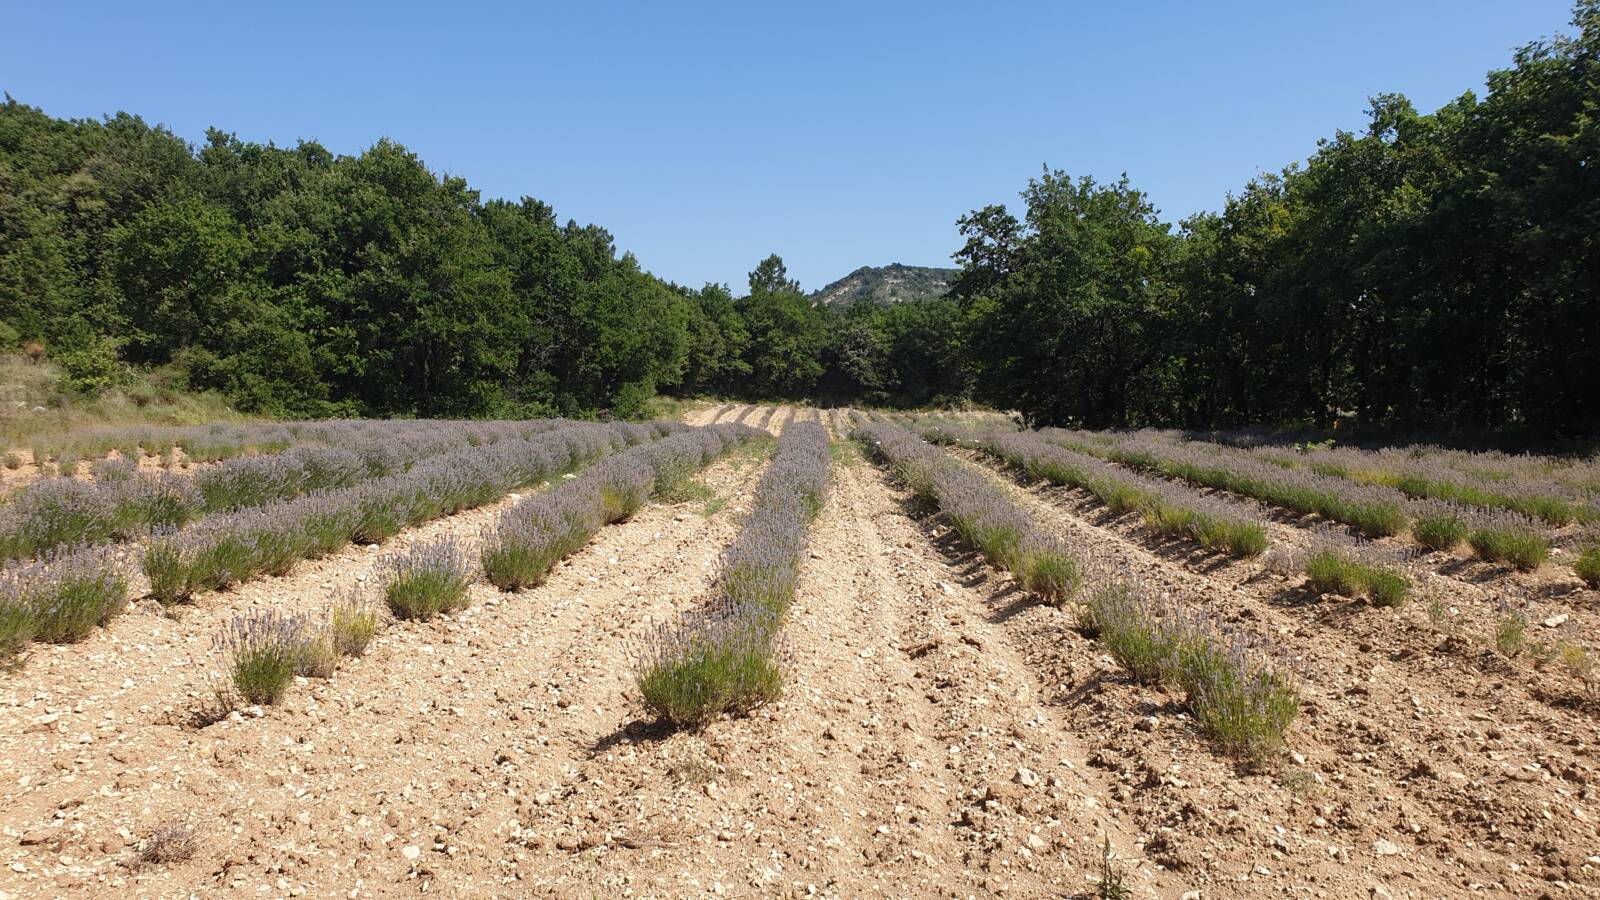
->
1025, 833, 1050, 852
1372, 838, 1403, 857
1543, 613, 1569, 628
400, 845, 421, 861
1013, 767, 1040, 788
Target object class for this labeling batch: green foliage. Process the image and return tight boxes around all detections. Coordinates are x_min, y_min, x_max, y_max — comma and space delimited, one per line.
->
635, 633, 784, 729
1496, 610, 1528, 659
1576, 544, 1600, 589
1412, 512, 1468, 551
952, 5, 1600, 437
1467, 526, 1549, 571
1303, 549, 1411, 607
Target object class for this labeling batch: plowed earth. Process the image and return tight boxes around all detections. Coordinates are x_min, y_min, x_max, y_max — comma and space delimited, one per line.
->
0, 405, 1594, 899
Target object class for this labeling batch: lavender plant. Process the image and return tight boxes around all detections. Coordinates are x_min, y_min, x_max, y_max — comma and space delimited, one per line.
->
635, 599, 785, 728
379, 538, 474, 620
1577, 543, 1600, 589
1300, 534, 1413, 607
0, 547, 130, 646
214, 609, 315, 705
1466, 511, 1548, 571
1080, 577, 1298, 762
328, 593, 382, 657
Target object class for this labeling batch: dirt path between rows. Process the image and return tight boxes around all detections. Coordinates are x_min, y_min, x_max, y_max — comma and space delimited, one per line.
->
0, 447, 770, 898
954, 449, 1600, 898
458, 424, 1189, 897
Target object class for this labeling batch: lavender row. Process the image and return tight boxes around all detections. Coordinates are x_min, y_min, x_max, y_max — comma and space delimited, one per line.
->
203, 420, 757, 713
636, 422, 831, 728
860, 417, 1299, 761
480, 423, 764, 592
0, 420, 575, 565
1044, 428, 1561, 571
143, 421, 677, 606
26, 421, 298, 467
911, 419, 1268, 558
854, 419, 1081, 603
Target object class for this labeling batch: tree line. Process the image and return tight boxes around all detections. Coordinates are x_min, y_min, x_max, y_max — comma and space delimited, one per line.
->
958, 1, 1600, 436
2, 2, 1596, 434
0, 98, 965, 418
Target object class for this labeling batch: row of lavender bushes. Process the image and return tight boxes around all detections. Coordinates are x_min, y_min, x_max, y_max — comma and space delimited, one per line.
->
635, 422, 831, 728
856, 417, 1298, 761
1044, 429, 1556, 572
911, 418, 1269, 558
0, 421, 673, 667
26, 422, 298, 467
146, 422, 675, 605
1245, 441, 1598, 526
480, 423, 765, 592
206, 423, 764, 712
0, 419, 573, 564
854, 418, 1082, 603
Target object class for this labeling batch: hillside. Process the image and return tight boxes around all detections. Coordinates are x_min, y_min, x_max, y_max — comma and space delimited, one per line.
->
809, 263, 957, 306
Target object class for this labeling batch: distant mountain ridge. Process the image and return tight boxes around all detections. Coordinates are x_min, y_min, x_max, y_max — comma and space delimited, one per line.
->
809, 263, 957, 306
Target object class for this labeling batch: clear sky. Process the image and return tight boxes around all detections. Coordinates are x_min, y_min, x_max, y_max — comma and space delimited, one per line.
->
1, 1, 1578, 292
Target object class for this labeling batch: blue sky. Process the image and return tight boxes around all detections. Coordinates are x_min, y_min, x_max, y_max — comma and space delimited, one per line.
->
1, 1, 1577, 292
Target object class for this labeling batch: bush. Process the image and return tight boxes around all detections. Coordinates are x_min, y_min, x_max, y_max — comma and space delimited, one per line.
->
1468, 525, 1548, 572
329, 595, 381, 657
1080, 579, 1298, 762
1577, 544, 1600, 589
215, 609, 312, 705
1303, 547, 1410, 607
1413, 511, 1468, 551
0, 598, 37, 662
1495, 610, 1528, 659
636, 601, 784, 729
1, 549, 130, 645
1020, 541, 1081, 604
380, 539, 473, 620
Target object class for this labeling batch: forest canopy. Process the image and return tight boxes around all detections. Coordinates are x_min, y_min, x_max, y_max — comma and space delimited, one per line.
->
1, 1, 1596, 433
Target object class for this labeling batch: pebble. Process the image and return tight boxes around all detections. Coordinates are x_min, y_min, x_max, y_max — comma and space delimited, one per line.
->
1014, 767, 1040, 788
400, 845, 421, 861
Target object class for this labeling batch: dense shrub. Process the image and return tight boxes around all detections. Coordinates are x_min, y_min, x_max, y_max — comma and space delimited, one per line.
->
1080, 579, 1298, 761
1467, 517, 1549, 572
0, 547, 130, 648
214, 609, 314, 705
1577, 544, 1600, 589
1302, 546, 1411, 607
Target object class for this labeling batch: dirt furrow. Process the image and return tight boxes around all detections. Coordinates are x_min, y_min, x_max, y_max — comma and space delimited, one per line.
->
0, 452, 769, 897
400, 428, 1190, 898
958, 450, 1600, 897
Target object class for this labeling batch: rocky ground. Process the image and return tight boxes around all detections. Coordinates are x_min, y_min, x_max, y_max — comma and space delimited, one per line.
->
0, 404, 1594, 898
